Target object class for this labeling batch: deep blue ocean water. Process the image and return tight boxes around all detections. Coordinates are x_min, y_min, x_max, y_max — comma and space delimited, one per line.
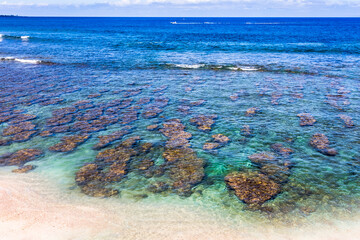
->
0, 17, 359, 224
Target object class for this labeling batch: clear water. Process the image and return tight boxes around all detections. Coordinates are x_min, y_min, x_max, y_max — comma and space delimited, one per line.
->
0, 17, 360, 227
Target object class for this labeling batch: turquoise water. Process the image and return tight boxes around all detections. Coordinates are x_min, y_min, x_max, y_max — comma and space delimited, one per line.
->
0, 17, 360, 226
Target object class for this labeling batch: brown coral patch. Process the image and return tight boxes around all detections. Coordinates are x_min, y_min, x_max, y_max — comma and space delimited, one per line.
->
203, 142, 220, 150
10, 114, 37, 124
142, 106, 163, 119
12, 165, 36, 173
310, 133, 337, 156
297, 113, 316, 126
245, 107, 260, 117
12, 130, 37, 142
338, 114, 354, 128
2, 121, 36, 136
248, 152, 276, 165
241, 125, 252, 137
0, 149, 43, 166
190, 115, 217, 131
271, 143, 294, 157
146, 124, 159, 131
212, 134, 230, 144
49, 134, 89, 152
225, 171, 281, 205
93, 130, 129, 150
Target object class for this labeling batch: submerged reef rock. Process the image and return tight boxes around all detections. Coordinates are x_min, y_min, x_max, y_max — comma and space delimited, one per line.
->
146, 124, 158, 131
75, 136, 143, 197
93, 130, 129, 150
12, 130, 37, 142
142, 106, 163, 119
203, 134, 230, 151
159, 119, 205, 196
12, 164, 36, 173
225, 171, 281, 205
297, 113, 316, 126
310, 133, 337, 156
241, 125, 252, 137
148, 181, 169, 193
190, 114, 217, 131
0, 148, 43, 166
248, 152, 276, 165
203, 142, 220, 150
75, 163, 119, 197
270, 143, 294, 158
49, 134, 89, 152
10, 114, 37, 124
212, 134, 230, 144
2, 121, 36, 136
260, 164, 290, 183
326, 94, 350, 111
338, 114, 354, 128
245, 107, 260, 117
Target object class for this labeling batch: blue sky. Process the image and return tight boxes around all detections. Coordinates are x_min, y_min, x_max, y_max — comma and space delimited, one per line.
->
1, 0, 360, 17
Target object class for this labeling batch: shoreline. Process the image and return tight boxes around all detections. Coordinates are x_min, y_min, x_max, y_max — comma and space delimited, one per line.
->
1, 170, 360, 240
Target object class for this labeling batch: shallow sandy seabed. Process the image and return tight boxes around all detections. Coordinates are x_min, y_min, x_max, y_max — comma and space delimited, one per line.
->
0, 170, 359, 240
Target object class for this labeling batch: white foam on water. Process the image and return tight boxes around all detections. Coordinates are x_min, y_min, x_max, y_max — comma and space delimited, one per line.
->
239, 66, 258, 71
1, 56, 41, 64
21, 35, 30, 40
174, 64, 205, 69
14, 58, 40, 64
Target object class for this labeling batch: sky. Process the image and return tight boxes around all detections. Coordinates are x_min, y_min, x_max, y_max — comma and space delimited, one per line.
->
1, 0, 360, 17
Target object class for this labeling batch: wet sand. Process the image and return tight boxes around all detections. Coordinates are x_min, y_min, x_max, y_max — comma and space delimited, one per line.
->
0, 170, 359, 240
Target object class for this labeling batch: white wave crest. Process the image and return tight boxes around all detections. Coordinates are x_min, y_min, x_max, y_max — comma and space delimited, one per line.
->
21, 36, 30, 40
174, 64, 205, 69
1, 57, 41, 64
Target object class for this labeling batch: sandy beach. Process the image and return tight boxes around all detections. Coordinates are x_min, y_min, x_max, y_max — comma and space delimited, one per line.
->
0, 170, 359, 240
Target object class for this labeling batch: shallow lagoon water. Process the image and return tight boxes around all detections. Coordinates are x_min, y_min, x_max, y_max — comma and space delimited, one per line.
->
0, 17, 360, 238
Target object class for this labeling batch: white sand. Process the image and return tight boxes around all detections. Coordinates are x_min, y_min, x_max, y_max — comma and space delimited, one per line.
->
0, 171, 359, 240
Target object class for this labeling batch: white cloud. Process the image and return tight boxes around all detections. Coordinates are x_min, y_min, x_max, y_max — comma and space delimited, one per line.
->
1, 0, 360, 7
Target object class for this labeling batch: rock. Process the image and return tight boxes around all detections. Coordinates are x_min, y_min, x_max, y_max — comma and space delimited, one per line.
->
12, 130, 37, 142
142, 106, 163, 119
136, 159, 154, 171
148, 182, 169, 193
203, 142, 220, 150
93, 130, 129, 150
87, 93, 102, 98
75, 163, 102, 185
260, 164, 290, 183
225, 171, 281, 205
212, 134, 230, 144
248, 152, 276, 165
12, 165, 35, 173
271, 143, 294, 157
190, 115, 217, 131
245, 107, 260, 117
338, 114, 354, 128
163, 148, 195, 162
10, 114, 37, 124
241, 125, 252, 137
104, 161, 127, 182
0, 138, 11, 146
49, 134, 89, 152
2, 121, 36, 136
310, 133, 337, 156
297, 113, 316, 126
0, 149, 43, 166
146, 124, 158, 131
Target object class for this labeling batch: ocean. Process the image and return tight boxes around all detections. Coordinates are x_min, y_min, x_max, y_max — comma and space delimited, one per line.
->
0, 17, 360, 239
